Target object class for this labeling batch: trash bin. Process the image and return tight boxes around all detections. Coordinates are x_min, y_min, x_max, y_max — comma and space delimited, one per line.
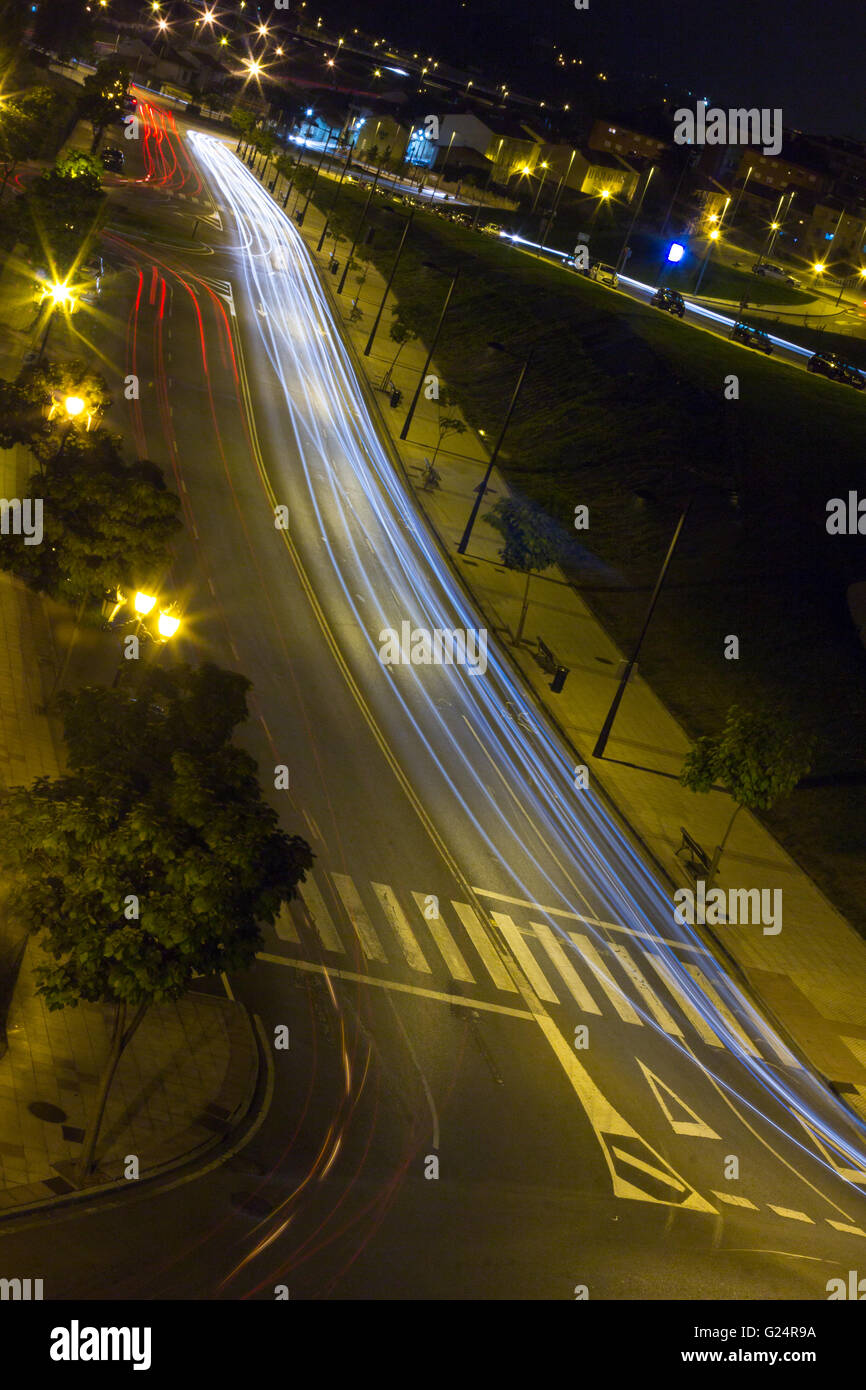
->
389, 388, 402, 408
330, 260, 340, 275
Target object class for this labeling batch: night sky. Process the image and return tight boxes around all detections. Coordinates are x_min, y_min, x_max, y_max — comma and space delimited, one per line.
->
325, 0, 865, 140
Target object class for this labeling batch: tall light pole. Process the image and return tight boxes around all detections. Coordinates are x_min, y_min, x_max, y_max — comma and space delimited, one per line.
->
457, 343, 533, 555
363, 205, 415, 355
297, 130, 338, 225
337, 160, 383, 293
615, 164, 655, 274
530, 162, 549, 214
593, 502, 692, 760
472, 137, 504, 230
728, 163, 752, 227
316, 145, 354, 251
400, 265, 459, 441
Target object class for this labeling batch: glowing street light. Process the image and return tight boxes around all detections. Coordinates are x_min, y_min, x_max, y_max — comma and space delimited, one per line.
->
134, 590, 157, 616
157, 610, 181, 640
64, 395, 85, 418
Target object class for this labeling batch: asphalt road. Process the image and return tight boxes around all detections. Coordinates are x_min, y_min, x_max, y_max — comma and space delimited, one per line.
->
5, 101, 866, 1302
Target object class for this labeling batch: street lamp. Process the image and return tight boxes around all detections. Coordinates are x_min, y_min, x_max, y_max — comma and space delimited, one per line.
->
363, 204, 415, 355
337, 160, 385, 293
399, 263, 459, 441
615, 164, 655, 274
36, 281, 76, 361
529, 162, 549, 214
457, 342, 533, 555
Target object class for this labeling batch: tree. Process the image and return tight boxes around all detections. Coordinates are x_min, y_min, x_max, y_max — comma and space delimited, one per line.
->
0, 88, 67, 200
16, 153, 105, 278
430, 386, 468, 464
20, 357, 112, 458
0, 377, 51, 452
385, 311, 418, 379
680, 705, 814, 885
77, 59, 129, 153
485, 496, 564, 643
0, 431, 182, 607
0, 663, 314, 1180
229, 106, 256, 154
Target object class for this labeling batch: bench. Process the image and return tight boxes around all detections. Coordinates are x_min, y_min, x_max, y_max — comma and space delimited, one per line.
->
535, 636, 561, 675
676, 826, 711, 878
535, 636, 570, 693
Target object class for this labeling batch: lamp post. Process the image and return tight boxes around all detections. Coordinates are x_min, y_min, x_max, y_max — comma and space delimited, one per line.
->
296, 131, 338, 225
457, 343, 533, 555
399, 265, 459, 441
363, 205, 415, 356
529, 162, 549, 214
593, 502, 691, 759
472, 138, 504, 231
728, 163, 752, 227
316, 145, 354, 251
337, 160, 383, 294
693, 226, 720, 295
615, 164, 655, 275
36, 282, 76, 362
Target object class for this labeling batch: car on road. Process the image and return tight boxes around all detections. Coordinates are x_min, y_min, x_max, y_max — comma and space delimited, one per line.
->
589, 261, 619, 287
731, 321, 773, 354
480, 222, 502, 236
651, 286, 685, 317
807, 351, 865, 388
100, 146, 124, 173
751, 261, 801, 287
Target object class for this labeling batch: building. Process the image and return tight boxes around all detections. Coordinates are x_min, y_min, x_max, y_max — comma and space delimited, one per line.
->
588, 119, 667, 163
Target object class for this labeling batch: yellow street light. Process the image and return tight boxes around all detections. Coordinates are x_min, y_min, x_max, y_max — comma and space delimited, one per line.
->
45, 281, 75, 308
157, 611, 181, 640
813, 262, 826, 273
708, 228, 720, 240
246, 59, 263, 76
600, 188, 610, 198
134, 591, 157, 616
64, 395, 85, 418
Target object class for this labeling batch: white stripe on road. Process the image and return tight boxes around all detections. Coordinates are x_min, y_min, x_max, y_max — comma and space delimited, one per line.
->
298, 876, 344, 953
492, 913, 560, 1003
412, 892, 474, 982
452, 900, 518, 992
372, 881, 431, 973
568, 934, 642, 1024
531, 921, 601, 1013
332, 872, 387, 961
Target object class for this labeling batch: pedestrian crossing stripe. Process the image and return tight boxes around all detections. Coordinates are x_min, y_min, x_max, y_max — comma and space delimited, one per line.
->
638, 1062, 721, 1139
711, 1191, 759, 1209
284, 872, 798, 1070
411, 891, 474, 982
372, 883, 430, 974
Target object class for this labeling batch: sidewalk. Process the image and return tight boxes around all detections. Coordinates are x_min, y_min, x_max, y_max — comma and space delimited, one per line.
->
0, 358, 260, 1218
288, 189, 866, 1120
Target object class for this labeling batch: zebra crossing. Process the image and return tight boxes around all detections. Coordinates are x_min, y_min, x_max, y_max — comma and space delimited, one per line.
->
270, 871, 801, 1071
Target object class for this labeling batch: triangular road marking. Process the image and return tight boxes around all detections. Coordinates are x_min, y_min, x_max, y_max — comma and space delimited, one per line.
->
638, 1060, 721, 1139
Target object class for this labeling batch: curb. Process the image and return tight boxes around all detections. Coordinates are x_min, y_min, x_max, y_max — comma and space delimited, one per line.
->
0, 996, 265, 1225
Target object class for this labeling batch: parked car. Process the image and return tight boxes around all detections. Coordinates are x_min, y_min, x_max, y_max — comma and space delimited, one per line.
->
731, 321, 773, 354
807, 351, 865, 388
651, 286, 685, 317
100, 146, 124, 173
751, 261, 800, 287
481, 222, 502, 236
589, 261, 619, 287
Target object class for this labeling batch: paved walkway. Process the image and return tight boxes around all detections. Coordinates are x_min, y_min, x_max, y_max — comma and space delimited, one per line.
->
0, 273, 259, 1217
285, 189, 866, 1120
